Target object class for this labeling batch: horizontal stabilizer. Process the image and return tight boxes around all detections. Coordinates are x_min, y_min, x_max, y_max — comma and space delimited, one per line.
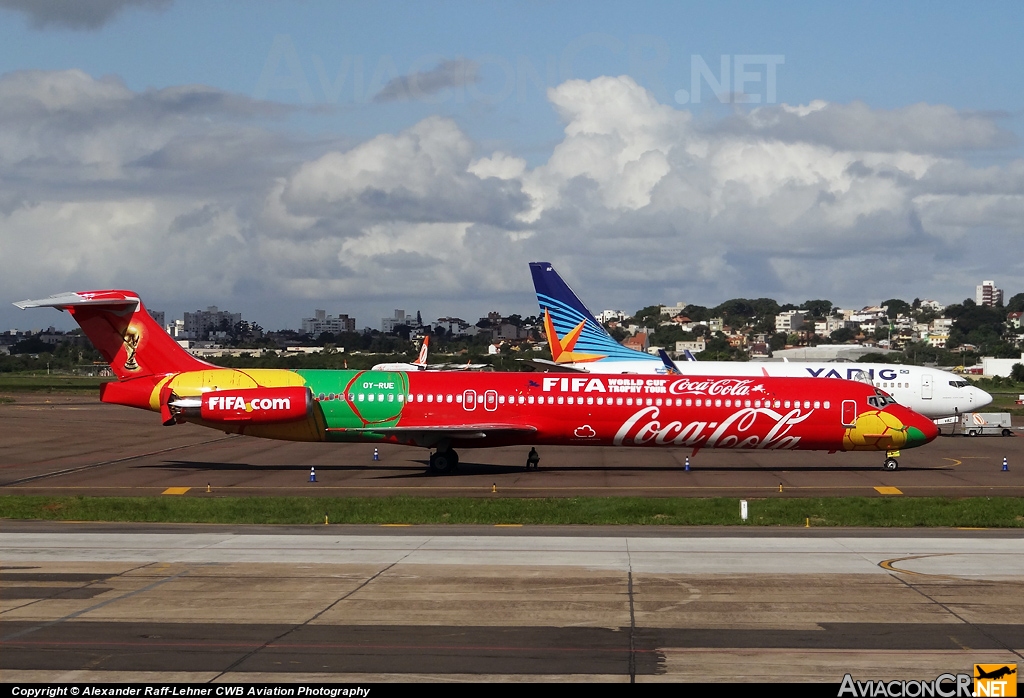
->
518, 358, 588, 373
14, 290, 139, 311
15, 288, 213, 379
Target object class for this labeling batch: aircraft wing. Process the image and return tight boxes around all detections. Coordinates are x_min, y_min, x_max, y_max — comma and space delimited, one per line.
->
327, 424, 537, 440
332, 424, 536, 433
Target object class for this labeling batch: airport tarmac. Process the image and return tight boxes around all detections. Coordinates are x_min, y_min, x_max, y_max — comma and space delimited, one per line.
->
2, 395, 1023, 683
1, 525, 1023, 682
1, 394, 1022, 498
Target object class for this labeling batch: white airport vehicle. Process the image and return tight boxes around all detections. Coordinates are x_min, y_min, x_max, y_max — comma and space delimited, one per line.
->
959, 412, 1014, 437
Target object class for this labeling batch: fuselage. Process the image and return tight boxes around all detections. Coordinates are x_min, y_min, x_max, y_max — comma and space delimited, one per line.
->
551, 359, 989, 419
104, 367, 939, 454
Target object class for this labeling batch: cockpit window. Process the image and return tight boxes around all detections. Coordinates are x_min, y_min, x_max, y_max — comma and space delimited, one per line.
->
948, 380, 970, 388
867, 389, 897, 409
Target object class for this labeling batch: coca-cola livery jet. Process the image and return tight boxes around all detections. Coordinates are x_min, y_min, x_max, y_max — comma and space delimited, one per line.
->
16, 290, 939, 473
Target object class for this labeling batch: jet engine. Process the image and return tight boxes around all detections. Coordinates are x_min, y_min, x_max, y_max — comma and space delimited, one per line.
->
170, 386, 313, 424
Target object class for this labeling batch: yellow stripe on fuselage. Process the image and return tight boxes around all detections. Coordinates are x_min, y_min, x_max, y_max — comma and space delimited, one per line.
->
148, 368, 309, 410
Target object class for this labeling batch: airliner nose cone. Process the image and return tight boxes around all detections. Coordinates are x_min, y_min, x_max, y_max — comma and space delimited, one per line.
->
974, 387, 993, 410
907, 415, 940, 445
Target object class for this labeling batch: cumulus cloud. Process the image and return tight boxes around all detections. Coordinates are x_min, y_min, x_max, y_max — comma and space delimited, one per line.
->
714, 100, 1014, 154
497, 77, 1021, 310
277, 116, 529, 229
0, 70, 300, 323
3, 69, 1023, 333
372, 58, 481, 102
0, 0, 171, 30
0, 70, 294, 191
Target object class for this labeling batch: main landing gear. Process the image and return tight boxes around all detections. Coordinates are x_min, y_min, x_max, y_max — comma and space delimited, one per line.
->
429, 448, 459, 474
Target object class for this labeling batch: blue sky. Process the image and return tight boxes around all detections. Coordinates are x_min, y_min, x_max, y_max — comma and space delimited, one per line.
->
1, 0, 1022, 331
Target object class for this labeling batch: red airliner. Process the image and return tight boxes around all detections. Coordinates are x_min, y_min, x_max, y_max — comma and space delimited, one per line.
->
15, 290, 939, 473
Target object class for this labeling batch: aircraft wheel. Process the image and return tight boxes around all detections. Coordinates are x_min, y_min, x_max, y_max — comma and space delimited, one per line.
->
429, 450, 457, 475
1002, 429, 1013, 437
883, 458, 899, 471
968, 430, 978, 437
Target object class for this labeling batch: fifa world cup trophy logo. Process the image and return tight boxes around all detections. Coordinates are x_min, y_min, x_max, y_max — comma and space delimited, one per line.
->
123, 328, 141, 372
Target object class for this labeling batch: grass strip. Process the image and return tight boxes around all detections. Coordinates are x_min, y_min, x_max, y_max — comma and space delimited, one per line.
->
2, 495, 1023, 527
0, 375, 113, 392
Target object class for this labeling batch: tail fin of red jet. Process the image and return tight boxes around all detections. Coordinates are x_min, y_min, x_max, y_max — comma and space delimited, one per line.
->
14, 290, 214, 380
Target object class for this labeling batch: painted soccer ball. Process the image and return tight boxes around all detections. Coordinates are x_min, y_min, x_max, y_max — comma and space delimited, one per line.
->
843, 409, 908, 451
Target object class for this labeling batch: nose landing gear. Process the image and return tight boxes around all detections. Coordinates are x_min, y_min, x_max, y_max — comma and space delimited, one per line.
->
883, 450, 900, 471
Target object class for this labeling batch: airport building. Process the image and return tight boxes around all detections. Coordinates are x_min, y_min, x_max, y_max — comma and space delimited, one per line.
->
980, 352, 1024, 377
769, 344, 889, 362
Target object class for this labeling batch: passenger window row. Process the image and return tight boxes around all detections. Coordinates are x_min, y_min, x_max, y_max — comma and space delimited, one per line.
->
313, 392, 831, 411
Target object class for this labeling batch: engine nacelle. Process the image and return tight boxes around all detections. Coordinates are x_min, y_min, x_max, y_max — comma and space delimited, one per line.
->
196, 386, 312, 424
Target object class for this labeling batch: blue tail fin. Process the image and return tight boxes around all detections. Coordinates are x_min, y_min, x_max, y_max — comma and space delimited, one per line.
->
529, 262, 660, 365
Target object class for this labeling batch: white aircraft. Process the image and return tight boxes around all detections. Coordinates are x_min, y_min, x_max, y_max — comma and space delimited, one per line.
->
529, 261, 992, 420
371, 335, 488, 371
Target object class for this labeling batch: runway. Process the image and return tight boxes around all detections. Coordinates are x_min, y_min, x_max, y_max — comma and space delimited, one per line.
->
1, 525, 1022, 682
2, 394, 1022, 498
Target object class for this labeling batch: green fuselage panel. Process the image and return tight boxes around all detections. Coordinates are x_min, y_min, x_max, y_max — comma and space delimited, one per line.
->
296, 370, 409, 436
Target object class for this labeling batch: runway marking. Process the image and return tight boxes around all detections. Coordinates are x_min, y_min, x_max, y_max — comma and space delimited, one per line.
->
161, 487, 190, 495
879, 554, 955, 577
495, 524, 523, 527
874, 486, 903, 495
380, 524, 411, 527
948, 635, 972, 651
942, 458, 962, 468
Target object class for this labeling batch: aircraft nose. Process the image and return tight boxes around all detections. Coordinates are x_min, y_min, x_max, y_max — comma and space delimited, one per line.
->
903, 408, 939, 446
973, 386, 993, 409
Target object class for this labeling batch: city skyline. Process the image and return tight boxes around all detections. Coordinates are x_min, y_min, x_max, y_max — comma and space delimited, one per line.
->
8, 277, 1018, 343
